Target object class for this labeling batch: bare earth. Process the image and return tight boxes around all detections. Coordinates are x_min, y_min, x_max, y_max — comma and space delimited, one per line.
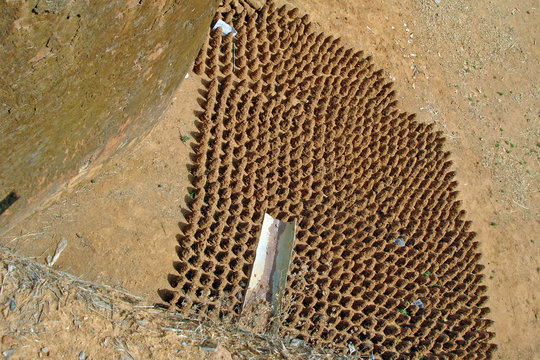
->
1, 0, 538, 359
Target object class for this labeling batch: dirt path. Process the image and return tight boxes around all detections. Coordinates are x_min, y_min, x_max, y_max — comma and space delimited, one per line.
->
2, 0, 538, 358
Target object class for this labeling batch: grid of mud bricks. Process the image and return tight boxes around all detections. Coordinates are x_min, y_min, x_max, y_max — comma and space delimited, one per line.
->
164, 0, 496, 358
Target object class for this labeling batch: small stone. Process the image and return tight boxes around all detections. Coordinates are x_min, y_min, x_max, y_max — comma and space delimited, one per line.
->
8, 298, 15, 311
290, 338, 303, 347
1, 335, 11, 345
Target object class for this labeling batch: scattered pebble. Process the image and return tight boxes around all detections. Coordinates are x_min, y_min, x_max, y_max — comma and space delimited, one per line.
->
290, 338, 304, 347
8, 298, 15, 311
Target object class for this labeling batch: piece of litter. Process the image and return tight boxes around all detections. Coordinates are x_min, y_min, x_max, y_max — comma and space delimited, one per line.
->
212, 19, 237, 37
433, 0, 440, 4
7, 298, 15, 311
347, 343, 356, 354
411, 299, 425, 309
3, 349, 14, 360
184, 73, 189, 79
47, 237, 67, 266
242, 213, 296, 334
78, 350, 86, 360
199, 338, 219, 351
393, 237, 405, 247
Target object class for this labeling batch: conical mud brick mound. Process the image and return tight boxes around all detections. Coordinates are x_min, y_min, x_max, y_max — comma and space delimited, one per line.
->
163, 0, 496, 358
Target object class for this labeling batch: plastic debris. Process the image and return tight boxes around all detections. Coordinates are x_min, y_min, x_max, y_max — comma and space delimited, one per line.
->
47, 237, 67, 266
242, 213, 296, 333
184, 73, 189, 79
233, 42, 236, 72
411, 299, 425, 309
433, 0, 440, 4
78, 350, 86, 360
393, 237, 405, 247
348, 343, 356, 354
212, 19, 237, 37
7, 298, 15, 311
3, 349, 14, 360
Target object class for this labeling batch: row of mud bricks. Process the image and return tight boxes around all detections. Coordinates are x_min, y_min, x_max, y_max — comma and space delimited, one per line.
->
164, 0, 496, 358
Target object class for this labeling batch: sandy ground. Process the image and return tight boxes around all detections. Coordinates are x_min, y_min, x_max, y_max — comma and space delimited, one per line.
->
1, 0, 538, 358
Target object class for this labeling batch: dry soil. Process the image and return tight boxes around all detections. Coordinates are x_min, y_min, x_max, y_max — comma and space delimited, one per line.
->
2, 0, 538, 359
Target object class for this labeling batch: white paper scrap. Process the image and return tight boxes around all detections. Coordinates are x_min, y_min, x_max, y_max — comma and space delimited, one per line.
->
394, 237, 405, 247
212, 19, 237, 36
